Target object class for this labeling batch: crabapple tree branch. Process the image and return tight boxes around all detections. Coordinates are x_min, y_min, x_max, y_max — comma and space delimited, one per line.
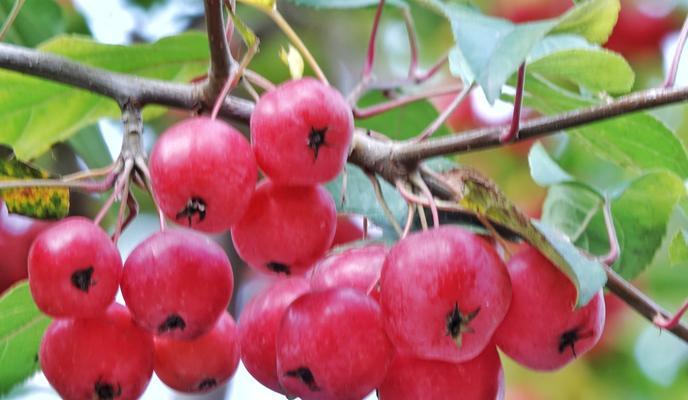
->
203, 0, 236, 100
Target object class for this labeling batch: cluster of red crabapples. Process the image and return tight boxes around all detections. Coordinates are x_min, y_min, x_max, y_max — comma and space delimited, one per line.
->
27, 76, 605, 400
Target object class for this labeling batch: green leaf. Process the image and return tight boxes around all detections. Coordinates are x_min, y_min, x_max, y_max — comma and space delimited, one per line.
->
442, 0, 620, 103
0, 147, 69, 219
0, 0, 65, 47
355, 91, 449, 139
0, 282, 51, 395
325, 164, 407, 238
528, 48, 634, 94
288, 0, 406, 8
230, 11, 258, 48
523, 76, 688, 179
450, 168, 606, 306
67, 124, 113, 169
542, 183, 602, 242
634, 325, 688, 387
653, 198, 688, 269
0, 33, 210, 161
528, 141, 575, 186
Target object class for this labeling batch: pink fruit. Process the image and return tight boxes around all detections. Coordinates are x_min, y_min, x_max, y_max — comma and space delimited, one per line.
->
310, 243, 387, 297
231, 180, 336, 276
121, 229, 233, 340
251, 78, 354, 185
380, 226, 512, 363
494, 246, 605, 370
238, 277, 311, 393
28, 217, 122, 318
276, 288, 392, 399
150, 116, 257, 233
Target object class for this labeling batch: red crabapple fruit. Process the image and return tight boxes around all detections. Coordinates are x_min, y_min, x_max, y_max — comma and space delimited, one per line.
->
40, 304, 154, 400
154, 312, 240, 393
494, 246, 605, 370
0, 201, 51, 293
378, 345, 504, 400
121, 229, 233, 340
238, 277, 311, 393
310, 243, 387, 297
231, 180, 336, 276
149, 116, 257, 233
250, 77, 354, 185
276, 288, 392, 400
28, 217, 122, 318
380, 226, 512, 363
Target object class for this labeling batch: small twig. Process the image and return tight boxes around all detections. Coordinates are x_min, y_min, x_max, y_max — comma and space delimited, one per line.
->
413, 52, 449, 83
363, 0, 386, 79
353, 84, 464, 119
598, 198, 620, 266
402, 202, 416, 238
417, 202, 428, 230
395, 178, 430, 206
267, 8, 328, 84
605, 265, 688, 342
664, 15, 688, 88
499, 62, 526, 143
93, 159, 133, 227
414, 82, 473, 142
0, 173, 116, 193
411, 171, 438, 228
116, 190, 139, 240
0, 0, 25, 41
112, 170, 132, 244
211, 39, 259, 120
244, 69, 275, 91
203, 0, 235, 99
366, 173, 403, 237
401, 6, 418, 79
62, 164, 116, 182
654, 299, 688, 330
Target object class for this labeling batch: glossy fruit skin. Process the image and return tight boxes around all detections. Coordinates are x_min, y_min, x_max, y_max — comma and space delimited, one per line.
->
154, 312, 240, 393
40, 304, 154, 400
378, 345, 505, 400
231, 180, 336, 276
310, 244, 388, 297
150, 116, 257, 233
251, 77, 354, 185
276, 288, 392, 400
238, 277, 311, 393
121, 229, 233, 340
494, 246, 605, 370
28, 217, 122, 318
380, 226, 512, 363
0, 202, 51, 293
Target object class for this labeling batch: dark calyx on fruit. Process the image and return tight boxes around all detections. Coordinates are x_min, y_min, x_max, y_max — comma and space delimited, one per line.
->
70, 266, 95, 292
558, 327, 594, 357
175, 197, 207, 226
445, 302, 481, 347
266, 261, 291, 275
158, 314, 186, 333
285, 367, 320, 392
307, 126, 328, 161
198, 378, 217, 391
94, 380, 122, 400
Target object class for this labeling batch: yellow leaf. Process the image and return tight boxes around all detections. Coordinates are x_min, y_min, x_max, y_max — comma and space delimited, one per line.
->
279, 44, 304, 80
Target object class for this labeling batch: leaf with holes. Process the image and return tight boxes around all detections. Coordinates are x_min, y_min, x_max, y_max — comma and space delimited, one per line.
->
0, 282, 51, 395
0, 33, 209, 161
0, 147, 68, 219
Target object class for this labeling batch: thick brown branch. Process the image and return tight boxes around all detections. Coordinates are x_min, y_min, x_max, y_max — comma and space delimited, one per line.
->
0, 42, 253, 121
393, 86, 688, 163
605, 265, 688, 341
203, 0, 235, 99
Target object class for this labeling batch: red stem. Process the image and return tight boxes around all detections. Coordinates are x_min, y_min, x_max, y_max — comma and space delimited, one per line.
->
664, 15, 688, 88
500, 62, 526, 142
363, 0, 386, 79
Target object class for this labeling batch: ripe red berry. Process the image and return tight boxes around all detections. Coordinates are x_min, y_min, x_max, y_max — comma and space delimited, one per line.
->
154, 312, 240, 393
121, 229, 233, 340
380, 226, 512, 363
250, 77, 354, 185
0, 201, 51, 293
378, 345, 505, 400
276, 288, 392, 400
28, 217, 122, 318
149, 116, 257, 233
310, 243, 387, 298
40, 304, 154, 400
238, 277, 311, 393
494, 246, 605, 370
231, 180, 336, 276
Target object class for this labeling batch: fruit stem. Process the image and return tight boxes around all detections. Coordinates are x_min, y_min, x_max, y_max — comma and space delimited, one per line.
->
411, 171, 438, 228
363, 0, 386, 79
366, 173, 403, 237
598, 198, 620, 266
0, 0, 25, 41
654, 299, 688, 330
353, 83, 465, 119
499, 62, 526, 143
211, 38, 259, 120
401, 6, 418, 79
267, 8, 329, 85
664, 15, 688, 88
413, 82, 473, 142
244, 69, 276, 91
401, 202, 415, 238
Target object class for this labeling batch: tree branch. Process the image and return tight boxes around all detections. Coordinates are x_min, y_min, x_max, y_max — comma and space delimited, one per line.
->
203, 0, 235, 100
392, 86, 688, 163
0, 42, 253, 121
